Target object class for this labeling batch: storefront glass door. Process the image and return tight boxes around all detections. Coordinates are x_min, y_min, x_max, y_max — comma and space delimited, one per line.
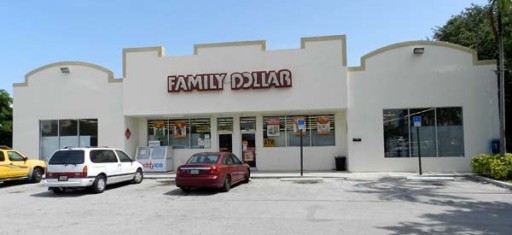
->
218, 117, 233, 152
219, 134, 232, 152
240, 117, 256, 168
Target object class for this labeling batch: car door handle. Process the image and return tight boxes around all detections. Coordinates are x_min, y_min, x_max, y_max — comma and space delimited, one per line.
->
118, 164, 122, 167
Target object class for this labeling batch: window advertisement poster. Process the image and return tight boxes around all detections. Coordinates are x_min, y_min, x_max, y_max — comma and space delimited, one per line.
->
243, 148, 255, 161
174, 121, 187, 138
153, 120, 166, 137
317, 116, 331, 135
266, 118, 281, 137
293, 116, 307, 136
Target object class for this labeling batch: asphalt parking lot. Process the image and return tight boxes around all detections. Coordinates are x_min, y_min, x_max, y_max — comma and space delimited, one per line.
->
1, 176, 511, 235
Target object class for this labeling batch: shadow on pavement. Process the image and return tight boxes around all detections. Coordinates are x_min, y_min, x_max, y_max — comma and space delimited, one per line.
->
350, 177, 512, 235
30, 181, 133, 198
164, 187, 219, 196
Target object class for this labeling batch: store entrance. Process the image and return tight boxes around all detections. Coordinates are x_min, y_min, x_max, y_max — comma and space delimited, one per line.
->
242, 133, 256, 168
219, 134, 232, 152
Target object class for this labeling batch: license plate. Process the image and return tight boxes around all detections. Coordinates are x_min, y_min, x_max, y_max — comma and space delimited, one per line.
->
58, 176, 68, 181
190, 169, 199, 175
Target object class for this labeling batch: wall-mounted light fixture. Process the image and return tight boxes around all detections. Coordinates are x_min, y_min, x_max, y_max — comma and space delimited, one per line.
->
413, 47, 425, 55
60, 67, 70, 73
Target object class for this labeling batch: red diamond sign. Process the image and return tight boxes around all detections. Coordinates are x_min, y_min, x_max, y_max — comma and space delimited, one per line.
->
125, 128, 132, 140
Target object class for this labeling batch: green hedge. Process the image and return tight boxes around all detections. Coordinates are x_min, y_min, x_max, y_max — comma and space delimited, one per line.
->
471, 153, 512, 180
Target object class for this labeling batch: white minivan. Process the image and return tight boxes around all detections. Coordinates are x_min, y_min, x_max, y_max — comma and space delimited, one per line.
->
45, 147, 144, 194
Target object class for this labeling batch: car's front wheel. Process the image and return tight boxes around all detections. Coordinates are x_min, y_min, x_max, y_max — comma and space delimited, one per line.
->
243, 169, 250, 183
90, 175, 106, 194
131, 169, 143, 184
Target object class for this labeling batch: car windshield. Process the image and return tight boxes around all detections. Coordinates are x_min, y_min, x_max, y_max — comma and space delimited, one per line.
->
186, 155, 219, 164
49, 150, 85, 165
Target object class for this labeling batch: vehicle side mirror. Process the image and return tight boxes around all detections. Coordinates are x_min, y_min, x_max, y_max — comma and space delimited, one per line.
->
24, 157, 28, 162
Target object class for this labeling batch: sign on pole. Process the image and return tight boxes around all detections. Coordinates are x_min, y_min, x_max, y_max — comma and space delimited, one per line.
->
413, 116, 422, 127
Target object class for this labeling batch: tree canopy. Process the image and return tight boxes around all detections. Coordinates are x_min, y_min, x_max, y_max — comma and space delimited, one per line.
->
433, 3, 512, 151
0, 89, 12, 146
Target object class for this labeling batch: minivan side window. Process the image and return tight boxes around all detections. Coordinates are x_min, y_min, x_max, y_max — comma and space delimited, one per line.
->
116, 150, 133, 163
90, 150, 118, 163
0, 152, 5, 161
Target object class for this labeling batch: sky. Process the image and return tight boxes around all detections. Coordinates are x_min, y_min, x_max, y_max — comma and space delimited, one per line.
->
0, 0, 490, 95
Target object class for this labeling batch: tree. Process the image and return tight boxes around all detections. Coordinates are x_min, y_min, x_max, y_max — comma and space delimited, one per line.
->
433, 3, 512, 153
0, 89, 12, 146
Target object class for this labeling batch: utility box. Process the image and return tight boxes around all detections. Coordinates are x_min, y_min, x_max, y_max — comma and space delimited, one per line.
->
334, 156, 347, 171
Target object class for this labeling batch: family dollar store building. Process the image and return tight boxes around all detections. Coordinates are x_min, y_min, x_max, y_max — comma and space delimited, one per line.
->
13, 35, 499, 172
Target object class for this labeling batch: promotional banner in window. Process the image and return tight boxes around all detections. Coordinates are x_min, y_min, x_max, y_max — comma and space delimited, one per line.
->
293, 116, 307, 136
174, 121, 187, 139
266, 118, 281, 137
153, 121, 166, 137
317, 116, 331, 135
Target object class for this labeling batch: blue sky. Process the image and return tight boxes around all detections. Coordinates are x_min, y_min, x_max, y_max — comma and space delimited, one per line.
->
0, 0, 489, 95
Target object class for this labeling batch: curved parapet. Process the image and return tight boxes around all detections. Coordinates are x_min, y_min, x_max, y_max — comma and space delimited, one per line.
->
14, 61, 118, 87
349, 41, 495, 72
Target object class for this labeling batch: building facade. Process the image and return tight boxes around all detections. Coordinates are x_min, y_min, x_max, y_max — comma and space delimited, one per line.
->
13, 35, 499, 172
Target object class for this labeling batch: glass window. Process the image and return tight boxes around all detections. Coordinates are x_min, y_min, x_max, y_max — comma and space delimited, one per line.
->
262, 114, 336, 148
49, 150, 84, 165
116, 150, 133, 162
187, 154, 219, 164
190, 118, 211, 149
7, 151, 25, 161
90, 150, 117, 163
218, 117, 233, 133
311, 115, 335, 146
40, 120, 59, 161
263, 116, 286, 147
240, 117, 256, 133
169, 119, 189, 149
383, 107, 464, 158
79, 119, 98, 147
436, 107, 464, 157
231, 154, 243, 164
167, 118, 211, 149
410, 108, 436, 157
40, 119, 98, 161
287, 116, 310, 147
0, 152, 4, 161
148, 120, 169, 146
41, 120, 58, 136
383, 109, 410, 158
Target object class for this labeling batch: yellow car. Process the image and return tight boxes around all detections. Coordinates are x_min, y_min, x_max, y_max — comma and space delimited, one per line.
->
0, 146, 46, 183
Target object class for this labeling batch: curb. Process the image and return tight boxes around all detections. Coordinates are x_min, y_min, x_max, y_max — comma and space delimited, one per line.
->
465, 175, 512, 190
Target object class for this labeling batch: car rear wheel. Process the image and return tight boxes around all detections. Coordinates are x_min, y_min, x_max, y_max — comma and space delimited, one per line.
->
91, 175, 106, 194
180, 187, 191, 193
131, 169, 143, 184
50, 187, 65, 194
30, 168, 43, 183
221, 175, 231, 192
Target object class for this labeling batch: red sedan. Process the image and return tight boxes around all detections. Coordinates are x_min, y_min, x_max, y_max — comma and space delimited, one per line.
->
175, 152, 250, 192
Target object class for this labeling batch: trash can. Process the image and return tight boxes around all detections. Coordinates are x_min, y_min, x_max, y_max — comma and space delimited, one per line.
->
334, 156, 346, 171
489, 139, 500, 154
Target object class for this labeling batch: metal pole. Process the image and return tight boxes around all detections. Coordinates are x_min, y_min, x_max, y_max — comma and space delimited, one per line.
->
300, 129, 304, 176
417, 127, 422, 175
497, 2, 507, 157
